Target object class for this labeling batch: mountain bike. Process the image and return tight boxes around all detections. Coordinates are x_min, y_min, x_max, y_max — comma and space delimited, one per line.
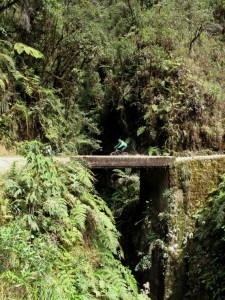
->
110, 149, 128, 156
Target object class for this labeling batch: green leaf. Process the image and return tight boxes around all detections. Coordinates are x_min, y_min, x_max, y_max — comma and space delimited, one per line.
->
14, 43, 43, 59
152, 104, 159, 113
137, 126, 146, 136
148, 146, 161, 156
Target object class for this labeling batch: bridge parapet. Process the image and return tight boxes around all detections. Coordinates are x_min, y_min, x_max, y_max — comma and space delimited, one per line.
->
75, 155, 175, 168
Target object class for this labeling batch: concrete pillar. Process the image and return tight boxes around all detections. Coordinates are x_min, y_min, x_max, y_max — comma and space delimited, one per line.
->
138, 167, 170, 300
140, 167, 169, 211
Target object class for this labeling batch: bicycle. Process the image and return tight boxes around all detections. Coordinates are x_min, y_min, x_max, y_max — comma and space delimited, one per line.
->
110, 149, 128, 156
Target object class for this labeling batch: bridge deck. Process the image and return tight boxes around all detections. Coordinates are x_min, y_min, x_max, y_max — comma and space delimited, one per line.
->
75, 154, 225, 168
1, 154, 225, 173
75, 155, 175, 168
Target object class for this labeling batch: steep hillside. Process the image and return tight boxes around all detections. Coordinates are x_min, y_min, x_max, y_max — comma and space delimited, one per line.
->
0, 0, 224, 154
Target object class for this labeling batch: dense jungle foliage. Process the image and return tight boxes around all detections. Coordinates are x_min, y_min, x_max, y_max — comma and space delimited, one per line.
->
0, 141, 146, 299
0, 0, 224, 154
0, 0, 225, 299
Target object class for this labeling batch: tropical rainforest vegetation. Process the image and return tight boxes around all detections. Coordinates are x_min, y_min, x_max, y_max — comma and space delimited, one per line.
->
0, 142, 146, 299
0, 0, 224, 154
0, 0, 225, 299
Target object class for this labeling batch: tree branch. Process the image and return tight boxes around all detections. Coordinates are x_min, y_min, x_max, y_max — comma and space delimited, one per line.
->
126, 0, 136, 23
189, 22, 205, 51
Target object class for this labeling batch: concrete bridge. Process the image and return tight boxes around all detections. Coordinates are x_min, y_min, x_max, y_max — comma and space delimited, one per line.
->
77, 155, 175, 168
73, 154, 225, 168
0, 154, 224, 171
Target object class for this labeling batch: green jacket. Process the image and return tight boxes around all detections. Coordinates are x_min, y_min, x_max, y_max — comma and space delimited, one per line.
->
115, 140, 127, 149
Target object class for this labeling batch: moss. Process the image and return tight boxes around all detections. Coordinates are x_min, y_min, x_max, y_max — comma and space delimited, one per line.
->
164, 157, 225, 299
171, 158, 225, 213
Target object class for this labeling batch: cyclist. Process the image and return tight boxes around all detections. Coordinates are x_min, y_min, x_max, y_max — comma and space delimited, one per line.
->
114, 139, 127, 152
45, 144, 52, 156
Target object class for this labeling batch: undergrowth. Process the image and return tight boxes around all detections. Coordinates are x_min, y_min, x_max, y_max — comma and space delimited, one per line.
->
185, 173, 225, 299
0, 141, 147, 300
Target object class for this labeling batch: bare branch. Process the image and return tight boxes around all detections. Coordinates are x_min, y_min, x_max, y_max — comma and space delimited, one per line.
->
189, 22, 205, 51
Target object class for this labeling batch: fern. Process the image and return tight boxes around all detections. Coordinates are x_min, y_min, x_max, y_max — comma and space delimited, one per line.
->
0, 142, 146, 299
71, 201, 88, 230
95, 254, 144, 300
6, 103, 30, 137
137, 126, 146, 136
0, 53, 16, 70
14, 43, 43, 59
25, 214, 39, 231
43, 197, 68, 218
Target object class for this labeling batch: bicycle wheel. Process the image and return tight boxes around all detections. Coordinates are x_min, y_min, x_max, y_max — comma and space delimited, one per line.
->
110, 151, 118, 155
122, 152, 128, 156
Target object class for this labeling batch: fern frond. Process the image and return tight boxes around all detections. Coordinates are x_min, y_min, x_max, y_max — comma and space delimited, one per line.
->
14, 43, 44, 59
97, 231, 119, 254
43, 197, 68, 218
0, 53, 16, 69
119, 264, 139, 295
61, 226, 83, 245
96, 213, 120, 254
71, 201, 88, 230
26, 214, 39, 231
6, 162, 20, 178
